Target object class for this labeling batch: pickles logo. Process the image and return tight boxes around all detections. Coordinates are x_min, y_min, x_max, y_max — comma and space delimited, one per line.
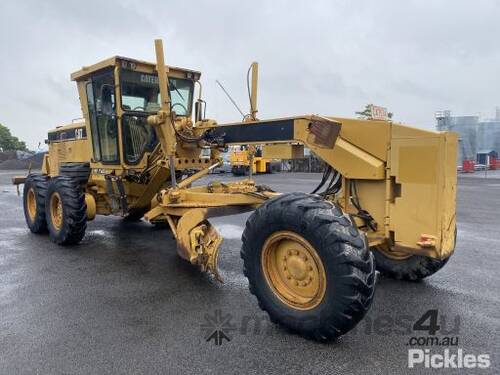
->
408, 349, 490, 369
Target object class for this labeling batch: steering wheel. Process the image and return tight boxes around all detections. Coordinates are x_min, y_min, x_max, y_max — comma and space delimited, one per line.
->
133, 106, 145, 111
171, 102, 187, 115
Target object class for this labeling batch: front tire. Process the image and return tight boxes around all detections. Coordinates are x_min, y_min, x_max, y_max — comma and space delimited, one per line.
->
241, 193, 376, 341
23, 174, 49, 234
46, 177, 87, 245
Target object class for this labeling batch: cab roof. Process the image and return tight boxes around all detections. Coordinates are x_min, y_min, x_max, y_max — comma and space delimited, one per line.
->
70, 55, 201, 82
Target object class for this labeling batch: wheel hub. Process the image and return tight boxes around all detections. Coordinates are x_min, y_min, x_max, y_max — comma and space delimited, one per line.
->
26, 188, 37, 221
262, 231, 326, 310
283, 251, 314, 286
50, 192, 63, 231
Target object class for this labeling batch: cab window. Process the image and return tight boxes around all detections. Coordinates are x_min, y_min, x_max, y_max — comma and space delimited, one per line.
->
119, 69, 194, 164
120, 69, 193, 116
86, 69, 119, 164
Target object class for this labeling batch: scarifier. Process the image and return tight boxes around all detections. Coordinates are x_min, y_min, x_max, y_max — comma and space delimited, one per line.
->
13, 40, 458, 341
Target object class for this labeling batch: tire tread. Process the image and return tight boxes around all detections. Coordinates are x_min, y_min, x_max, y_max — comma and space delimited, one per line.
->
46, 176, 87, 245
241, 192, 376, 341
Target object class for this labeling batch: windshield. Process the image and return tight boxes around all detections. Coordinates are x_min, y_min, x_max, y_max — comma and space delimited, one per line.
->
120, 69, 193, 116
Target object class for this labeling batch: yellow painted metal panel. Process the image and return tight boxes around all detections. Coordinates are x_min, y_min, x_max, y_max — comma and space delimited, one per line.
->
262, 144, 304, 159
439, 132, 458, 257
71, 56, 200, 82
329, 117, 390, 161
389, 132, 457, 258
254, 160, 265, 173
398, 146, 438, 184
350, 179, 387, 239
48, 139, 91, 177
293, 118, 385, 180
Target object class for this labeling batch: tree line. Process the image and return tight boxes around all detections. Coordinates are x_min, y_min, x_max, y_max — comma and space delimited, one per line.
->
0, 123, 28, 152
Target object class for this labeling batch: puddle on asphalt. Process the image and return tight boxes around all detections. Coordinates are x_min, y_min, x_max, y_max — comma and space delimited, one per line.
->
0, 186, 17, 193
214, 224, 244, 239
0, 227, 27, 235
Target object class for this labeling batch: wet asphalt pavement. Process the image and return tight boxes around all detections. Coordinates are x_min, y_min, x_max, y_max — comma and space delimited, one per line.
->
0, 170, 498, 374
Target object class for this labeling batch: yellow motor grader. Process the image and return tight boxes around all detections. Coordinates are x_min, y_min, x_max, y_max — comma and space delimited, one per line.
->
14, 40, 457, 341
229, 146, 280, 176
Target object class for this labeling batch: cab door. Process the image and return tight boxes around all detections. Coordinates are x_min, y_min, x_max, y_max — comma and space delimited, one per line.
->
85, 69, 120, 165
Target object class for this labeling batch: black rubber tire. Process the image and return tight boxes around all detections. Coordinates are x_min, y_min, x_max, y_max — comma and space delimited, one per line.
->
266, 161, 281, 174
241, 192, 376, 341
373, 250, 450, 281
45, 176, 87, 245
59, 162, 91, 185
231, 166, 248, 176
373, 226, 455, 281
23, 174, 49, 234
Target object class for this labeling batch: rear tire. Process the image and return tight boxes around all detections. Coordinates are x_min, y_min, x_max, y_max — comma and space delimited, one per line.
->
46, 176, 87, 245
23, 174, 49, 234
373, 247, 450, 281
59, 162, 91, 185
241, 192, 376, 341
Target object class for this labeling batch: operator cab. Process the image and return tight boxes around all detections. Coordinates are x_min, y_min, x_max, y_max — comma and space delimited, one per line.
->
71, 56, 200, 168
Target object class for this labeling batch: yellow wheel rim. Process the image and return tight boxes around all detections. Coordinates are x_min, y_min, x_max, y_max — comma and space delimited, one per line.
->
261, 231, 327, 310
26, 188, 37, 222
375, 244, 412, 260
50, 192, 63, 231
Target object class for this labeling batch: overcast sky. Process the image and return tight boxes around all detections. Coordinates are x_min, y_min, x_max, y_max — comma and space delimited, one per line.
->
1, 0, 499, 149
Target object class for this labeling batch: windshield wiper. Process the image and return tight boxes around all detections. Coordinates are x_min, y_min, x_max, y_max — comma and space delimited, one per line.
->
169, 82, 184, 101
